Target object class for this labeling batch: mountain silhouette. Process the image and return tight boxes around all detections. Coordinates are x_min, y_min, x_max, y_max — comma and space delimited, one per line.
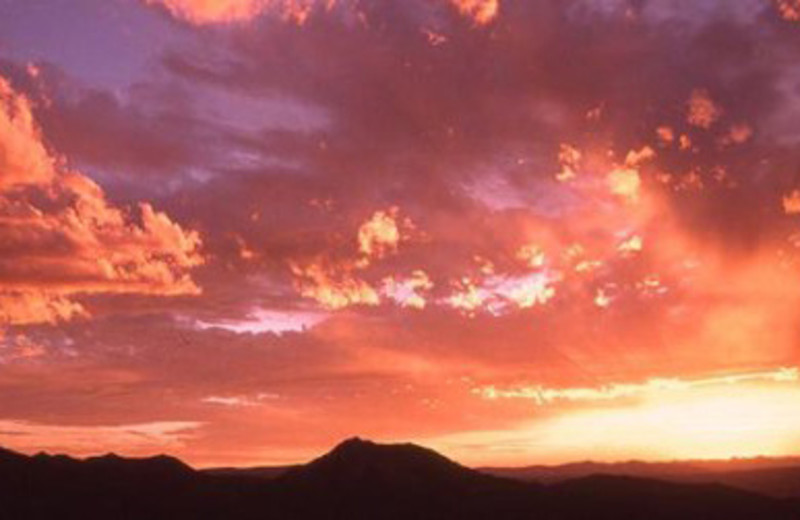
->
266, 437, 542, 519
279, 437, 505, 487
1, 440, 798, 519
481, 458, 800, 499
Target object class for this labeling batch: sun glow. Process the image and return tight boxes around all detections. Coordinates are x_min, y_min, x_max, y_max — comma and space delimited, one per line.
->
539, 384, 800, 461
432, 378, 800, 466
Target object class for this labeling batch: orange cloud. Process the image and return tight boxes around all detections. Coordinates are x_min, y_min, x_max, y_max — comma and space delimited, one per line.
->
202, 393, 278, 407
449, 0, 500, 25
357, 207, 403, 260
0, 79, 55, 189
234, 235, 257, 260
291, 207, 416, 309
593, 287, 612, 308
655, 126, 675, 145
687, 89, 722, 129
720, 123, 753, 146
604, 146, 654, 203
382, 270, 433, 309
0, 293, 87, 326
294, 143, 669, 317
555, 143, 581, 182
783, 190, 800, 215
0, 76, 203, 326
498, 273, 557, 309
516, 244, 546, 268
624, 146, 655, 166
148, 0, 502, 26
617, 235, 643, 254
445, 272, 558, 315
446, 278, 487, 315
290, 261, 380, 310
144, 0, 330, 24
474, 367, 798, 405
607, 166, 642, 202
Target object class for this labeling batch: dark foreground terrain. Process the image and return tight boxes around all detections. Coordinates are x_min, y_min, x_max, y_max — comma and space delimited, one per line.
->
2, 438, 799, 519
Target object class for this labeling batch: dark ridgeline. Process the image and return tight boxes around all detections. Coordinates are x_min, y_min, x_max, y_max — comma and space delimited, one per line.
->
481, 459, 800, 499
2, 438, 799, 519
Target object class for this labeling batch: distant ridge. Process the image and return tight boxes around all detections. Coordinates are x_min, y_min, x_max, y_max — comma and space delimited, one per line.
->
1, 439, 798, 519
204, 444, 800, 499
481, 457, 800, 498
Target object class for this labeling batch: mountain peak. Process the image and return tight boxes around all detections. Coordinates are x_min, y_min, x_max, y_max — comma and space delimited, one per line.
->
331, 436, 374, 452
279, 437, 489, 492
84, 452, 194, 475
324, 437, 451, 465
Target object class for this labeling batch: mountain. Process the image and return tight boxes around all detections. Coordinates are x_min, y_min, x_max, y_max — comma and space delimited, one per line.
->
1, 440, 798, 519
482, 458, 800, 499
202, 464, 295, 479
265, 437, 543, 519
482, 460, 704, 483
704, 466, 800, 498
279, 437, 508, 487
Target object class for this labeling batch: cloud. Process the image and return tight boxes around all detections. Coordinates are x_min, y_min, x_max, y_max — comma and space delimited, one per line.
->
145, 0, 502, 26
4, 0, 800, 465
617, 235, 643, 254
0, 293, 87, 327
195, 308, 327, 334
449, 0, 500, 25
0, 334, 47, 362
201, 394, 276, 407
687, 88, 722, 129
290, 260, 380, 310
289, 207, 417, 310
0, 420, 202, 456
555, 144, 581, 183
783, 190, 800, 215
144, 0, 330, 25
357, 208, 404, 260
445, 272, 558, 316
474, 367, 799, 405
775, 0, 800, 21
381, 270, 433, 309
0, 76, 203, 326
0, 79, 55, 189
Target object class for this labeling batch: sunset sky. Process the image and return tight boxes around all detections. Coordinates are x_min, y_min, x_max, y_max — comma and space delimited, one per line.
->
2, 0, 800, 468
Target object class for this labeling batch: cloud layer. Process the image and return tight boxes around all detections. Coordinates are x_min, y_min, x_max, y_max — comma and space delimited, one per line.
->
1, 0, 800, 466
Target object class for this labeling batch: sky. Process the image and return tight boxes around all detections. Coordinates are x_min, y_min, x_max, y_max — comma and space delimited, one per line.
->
1, 0, 800, 468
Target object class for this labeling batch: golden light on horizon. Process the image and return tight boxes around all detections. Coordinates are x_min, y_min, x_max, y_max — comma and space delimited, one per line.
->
432, 376, 800, 466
